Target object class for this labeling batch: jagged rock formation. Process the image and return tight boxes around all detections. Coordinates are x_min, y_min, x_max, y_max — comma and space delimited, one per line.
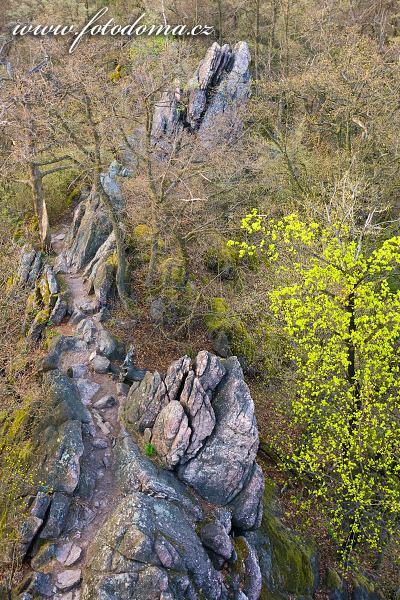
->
63, 161, 128, 307
152, 41, 251, 150
19, 248, 68, 341
99, 350, 264, 600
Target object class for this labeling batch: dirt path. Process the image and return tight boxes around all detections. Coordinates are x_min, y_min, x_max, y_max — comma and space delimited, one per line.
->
47, 229, 125, 600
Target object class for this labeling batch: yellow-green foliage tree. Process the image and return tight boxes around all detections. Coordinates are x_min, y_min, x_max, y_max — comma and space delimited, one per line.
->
231, 210, 400, 562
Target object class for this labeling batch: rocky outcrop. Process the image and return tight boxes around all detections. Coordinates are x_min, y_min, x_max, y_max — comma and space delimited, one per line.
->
152, 41, 251, 152
178, 356, 259, 505
82, 492, 226, 600
65, 161, 128, 306
19, 249, 68, 341
124, 371, 168, 433
151, 400, 191, 468
124, 352, 261, 516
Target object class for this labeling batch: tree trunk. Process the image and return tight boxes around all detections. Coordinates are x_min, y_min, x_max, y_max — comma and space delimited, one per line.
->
84, 92, 134, 314
29, 162, 51, 250
347, 291, 361, 432
146, 233, 159, 288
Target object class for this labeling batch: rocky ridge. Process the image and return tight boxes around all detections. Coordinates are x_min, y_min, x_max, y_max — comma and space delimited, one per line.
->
14, 226, 321, 600
9, 40, 331, 600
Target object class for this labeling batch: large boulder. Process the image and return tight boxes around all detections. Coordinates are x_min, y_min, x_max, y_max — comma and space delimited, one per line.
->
39, 420, 84, 495
178, 357, 259, 505
116, 434, 202, 520
67, 192, 112, 272
228, 463, 264, 531
81, 492, 226, 600
124, 371, 168, 433
151, 401, 191, 469
198, 42, 251, 146
41, 335, 87, 372
42, 370, 93, 427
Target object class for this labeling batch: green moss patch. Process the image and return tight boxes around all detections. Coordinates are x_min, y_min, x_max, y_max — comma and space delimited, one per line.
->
260, 479, 317, 599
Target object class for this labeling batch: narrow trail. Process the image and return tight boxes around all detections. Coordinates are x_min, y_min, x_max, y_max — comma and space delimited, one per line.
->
48, 227, 125, 599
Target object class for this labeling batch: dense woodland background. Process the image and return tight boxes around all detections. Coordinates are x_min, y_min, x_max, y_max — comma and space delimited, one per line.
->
0, 0, 399, 597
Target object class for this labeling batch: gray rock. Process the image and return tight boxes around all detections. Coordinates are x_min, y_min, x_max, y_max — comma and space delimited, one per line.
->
93, 259, 116, 306
56, 542, 82, 567
120, 345, 147, 382
151, 41, 251, 152
18, 572, 52, 597
116, 435, 202, 520
195, 350, 226, 392
82, 492, 225, 600
28, 315, 47, 343
198, 42, 251, 147
90, 354, 110, 374
124, 370, 168, 433
69, 309, 86, 326
200, 522, 233, 561
96, 329, 125, 361
43, 369, 89, 427
66, 193, 113, 272
19, 515, 43, 556
116, 382, 130, 396
56, 569, 82, 591
229, 463, 264, 531
42, 336, 87, 372
151, 89, 184, 153
50, 297, 68, 325
151, 401, 191, 468
234, 538, 262, 600
31, 543, 57, 570
67, 365, 87, 379
76, 378, 101, 405
46, 265, 59, 295
19, 247, 36, 283
77, 318, 97, 343
164, 355, 191, 401
83, 233, 116, 282
40, 492, 71, 539
179, 371, 216, 461
40, 419, 84, 494
54, 252, 68, 274
93, 395, 116, 409
187, 43, 234, 129
30, 491, 51, 519
178, 357, 259, 505
76, 457, 98, 501
27, 252, 43, 286
78, 301, 98, 315
92, 438, 108, 449
98, 306, 111, 322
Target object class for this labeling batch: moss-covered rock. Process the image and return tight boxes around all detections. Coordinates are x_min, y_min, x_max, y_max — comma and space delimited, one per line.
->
326, 567, 342, 591
204, 236, 238, 280
251, 479, 318, 600
205, 297, 258, 367
93, 255, 116, 306
149, 257, 195, 327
